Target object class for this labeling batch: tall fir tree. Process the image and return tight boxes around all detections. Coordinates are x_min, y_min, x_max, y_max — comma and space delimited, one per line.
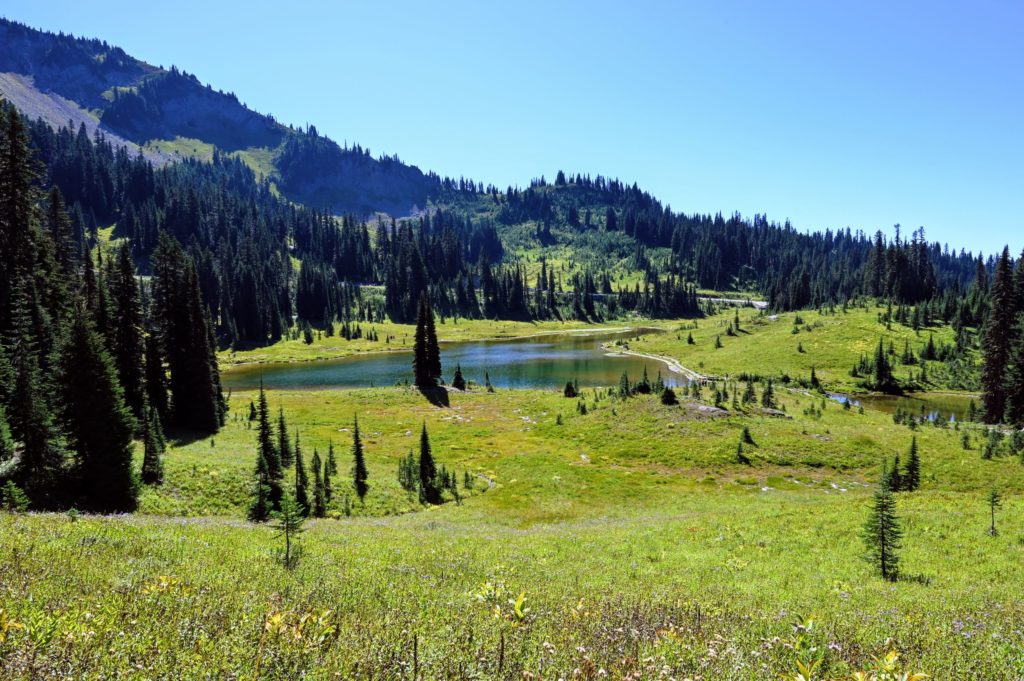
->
140, 405, 165, 486
8, 350, 65, 507
248, 438, 272, 523
413, 292, 442, 387
0, 105, 40, 331
151, 232, 222, 434
903, 436, 921, 491
109, 243, 146, 421
351, 415, 369, 502
981, 247, 1014, 422
872, 337, 895, 391
863, 466, 903, 581
277, 407, 293, 467
1003, 315, 1024, 425
143, 330, 169, 421
57, 306, 138, 512
311, 448, 326, 518
255, 382, 283, 511
418, 422, 441, 504
326, 441, 338, 476
294, 431, 310, 516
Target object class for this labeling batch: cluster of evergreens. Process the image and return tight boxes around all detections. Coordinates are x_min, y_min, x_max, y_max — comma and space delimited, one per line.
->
0, 105, 222, 512
249, 384, 364, 521
395, 423, 465, 505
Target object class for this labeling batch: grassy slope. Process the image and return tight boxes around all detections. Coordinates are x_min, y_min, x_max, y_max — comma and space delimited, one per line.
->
628, 303, 975, 393
3, 379, 1022, 677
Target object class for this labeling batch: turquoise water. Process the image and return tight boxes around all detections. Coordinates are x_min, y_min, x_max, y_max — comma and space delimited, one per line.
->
223, 328, 688, 391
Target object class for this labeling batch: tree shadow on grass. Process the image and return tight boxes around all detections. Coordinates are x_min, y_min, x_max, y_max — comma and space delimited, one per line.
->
417, 386, 450, 408
897, 572, 932, 586
166, 426, 218, 448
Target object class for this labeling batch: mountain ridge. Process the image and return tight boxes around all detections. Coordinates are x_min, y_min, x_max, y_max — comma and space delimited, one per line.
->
0, 16, 439, 216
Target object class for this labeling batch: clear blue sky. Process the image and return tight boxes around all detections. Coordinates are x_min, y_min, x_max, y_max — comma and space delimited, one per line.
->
5, 0, 1022, 256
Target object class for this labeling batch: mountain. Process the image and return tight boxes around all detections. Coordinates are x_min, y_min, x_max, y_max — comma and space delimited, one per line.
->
0, 17, 438, 217
0, 15, 990, 326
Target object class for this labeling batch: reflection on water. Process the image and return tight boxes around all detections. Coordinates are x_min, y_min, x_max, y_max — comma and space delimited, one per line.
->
829, 392, 976, 422
224, 328, 690, 391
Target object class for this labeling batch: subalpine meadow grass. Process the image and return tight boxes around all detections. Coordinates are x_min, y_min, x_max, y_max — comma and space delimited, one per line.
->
1, 310, 1019, 678
628, 304, 971, 392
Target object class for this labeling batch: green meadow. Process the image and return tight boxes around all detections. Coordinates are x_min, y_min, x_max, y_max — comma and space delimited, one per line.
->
3, 364, 1023, 678
627, 303, 975, 393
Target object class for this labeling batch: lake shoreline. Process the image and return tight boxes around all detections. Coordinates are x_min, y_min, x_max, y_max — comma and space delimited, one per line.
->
600, 343, 705, 381
222, 323, 672, 371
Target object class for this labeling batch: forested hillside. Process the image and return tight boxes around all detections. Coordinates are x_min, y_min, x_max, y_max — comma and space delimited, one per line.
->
2, 16, 1024, 523
0, 17, 439, 215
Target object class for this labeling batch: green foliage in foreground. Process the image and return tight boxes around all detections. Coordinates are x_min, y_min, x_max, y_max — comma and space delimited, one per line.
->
0, 485, 1019, 678
4, 380, 1023, 677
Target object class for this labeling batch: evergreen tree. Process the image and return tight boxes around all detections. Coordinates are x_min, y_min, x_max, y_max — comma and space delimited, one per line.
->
452, 364, 466, 390
44, 185, 77, 277
151, 233, 222, 434
143, 331, 169, 421
311, 449, 326, 517
351, 416, 369, 502
884, 456, 903, 492
8, 351, 65, 507
863, 469, 903, 581
988, 487, 1002, 536
277, 407, 293, 467
248, 444, 271, 522
0, 403, 13, 466
272, 491, 305, 569
418, 422, 441, 504
1004, 315, 1024, 425
326, 440, 338, 475
109, 243, 146, 421
660, 385, 678, 405
255, 382, 282, 510
872, 337, 896, 391
982, 247, 1014, 422
413, 293, 442, 387
58, 307, 139, 512
140, 406, 165, 486
293, 431, 310, 515
761, 379, 775, 408
903, 437, 921, 491
323, 453, 333, 503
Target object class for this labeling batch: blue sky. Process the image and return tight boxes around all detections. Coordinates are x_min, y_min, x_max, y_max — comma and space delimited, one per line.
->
5, 0, 1022, 255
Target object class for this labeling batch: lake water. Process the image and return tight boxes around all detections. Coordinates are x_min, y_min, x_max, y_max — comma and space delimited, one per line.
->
829, 392, 977, 422
223, 328, 689, 391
